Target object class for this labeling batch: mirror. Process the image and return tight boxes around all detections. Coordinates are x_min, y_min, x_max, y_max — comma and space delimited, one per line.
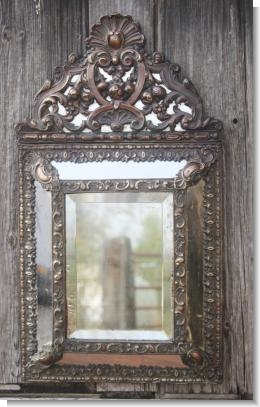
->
35, 181, 52, 349
18, 10, 223, 383
32, 157, 210, 348
22, 142, 223, 384
33, 159, 191, 347
66, 192, 173, 341
52, 160, 187, 180
19, 145, 223, 384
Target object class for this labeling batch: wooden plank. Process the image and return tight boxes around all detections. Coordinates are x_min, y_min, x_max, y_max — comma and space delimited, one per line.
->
88, 0, 155, 54
96, 383, 158, 393
156, 0, 253, 397
0, 0, 90, 383
0, 0, 252, 397
158, 393, 244, 400
159, 393, 249, 400
0, 0, 24, 384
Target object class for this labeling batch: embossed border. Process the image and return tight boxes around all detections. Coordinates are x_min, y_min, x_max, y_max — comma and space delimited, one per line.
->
19, 141, 223, 383
55, 179, 187, 355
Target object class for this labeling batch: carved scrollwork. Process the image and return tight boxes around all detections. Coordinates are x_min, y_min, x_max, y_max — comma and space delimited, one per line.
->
202, 163, 223, 368
28, 363, 223, 383
173, 189, 187, 340
52, 191, 66, 355
30, 156, 60, 191
28, 346, 63, 369
60, 179, 176, 193
17, 13, 222, 135
20, 158, 38, 370
64, 340, 192, 355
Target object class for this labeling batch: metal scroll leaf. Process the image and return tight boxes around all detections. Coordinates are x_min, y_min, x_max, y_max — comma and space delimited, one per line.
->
31, 157, 59, 191
59, 179, 176, 193
19, 13, 222, 134
28, 345, 63, 369
87, 103, 145, 131
173, 188, 187, 341
174, 161, 205, 189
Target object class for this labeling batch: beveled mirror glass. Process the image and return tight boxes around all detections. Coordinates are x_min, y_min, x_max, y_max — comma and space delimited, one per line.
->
66, 191, 173, 341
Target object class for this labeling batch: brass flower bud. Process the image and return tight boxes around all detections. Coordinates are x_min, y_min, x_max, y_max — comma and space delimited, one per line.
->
152, 85, 166, 99
107, 31, 124, 50
68, 88, 79, 99
109, 84, 124, 99
141, 91, 154, 104
81, 89, 94, 103
97, 81, 108, 92
125, 83, 135, 94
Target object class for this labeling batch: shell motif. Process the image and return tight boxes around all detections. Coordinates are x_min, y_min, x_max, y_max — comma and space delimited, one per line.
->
86, 13, 145, 53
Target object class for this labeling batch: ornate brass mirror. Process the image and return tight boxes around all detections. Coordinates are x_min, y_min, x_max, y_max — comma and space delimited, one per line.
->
17, 14, 223, 384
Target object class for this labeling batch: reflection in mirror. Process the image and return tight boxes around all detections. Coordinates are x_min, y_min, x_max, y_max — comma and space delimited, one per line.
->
35, 181, 52, 349
52, 160, 187, 180
66, 192, 173, 341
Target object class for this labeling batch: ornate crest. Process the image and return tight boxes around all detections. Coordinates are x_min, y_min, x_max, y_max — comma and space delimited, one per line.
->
19, 13, 222, 135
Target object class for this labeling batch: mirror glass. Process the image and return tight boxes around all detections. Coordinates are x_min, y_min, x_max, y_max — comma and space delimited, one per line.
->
35, 181, 52, 349
66, 192, 173, 341
52, 160, 187, 180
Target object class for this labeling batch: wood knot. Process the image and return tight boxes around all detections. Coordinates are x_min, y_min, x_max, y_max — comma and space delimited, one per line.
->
8, 233, 17, 248
2, 26, 12, 42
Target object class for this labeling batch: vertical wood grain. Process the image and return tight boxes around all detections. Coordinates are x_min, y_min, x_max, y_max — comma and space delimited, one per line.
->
0, 0, 90, 383
156, 0, 253, 397
0, 0, 27, 383
88, 0, 155, 54
0, 0, 252, 397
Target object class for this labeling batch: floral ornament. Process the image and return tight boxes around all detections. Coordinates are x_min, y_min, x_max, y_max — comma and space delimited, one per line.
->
21, 13, 222, 134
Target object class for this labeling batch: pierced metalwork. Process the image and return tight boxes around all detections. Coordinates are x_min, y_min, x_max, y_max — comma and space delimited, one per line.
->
17, 13, 222, 137
17, 13, 224, 385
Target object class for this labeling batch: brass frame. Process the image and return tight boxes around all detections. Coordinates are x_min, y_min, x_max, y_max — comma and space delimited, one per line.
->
17, 13, 224, 384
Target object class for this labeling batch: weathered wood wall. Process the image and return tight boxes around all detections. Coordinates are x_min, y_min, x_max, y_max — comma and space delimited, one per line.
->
0, 0, 253, 398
